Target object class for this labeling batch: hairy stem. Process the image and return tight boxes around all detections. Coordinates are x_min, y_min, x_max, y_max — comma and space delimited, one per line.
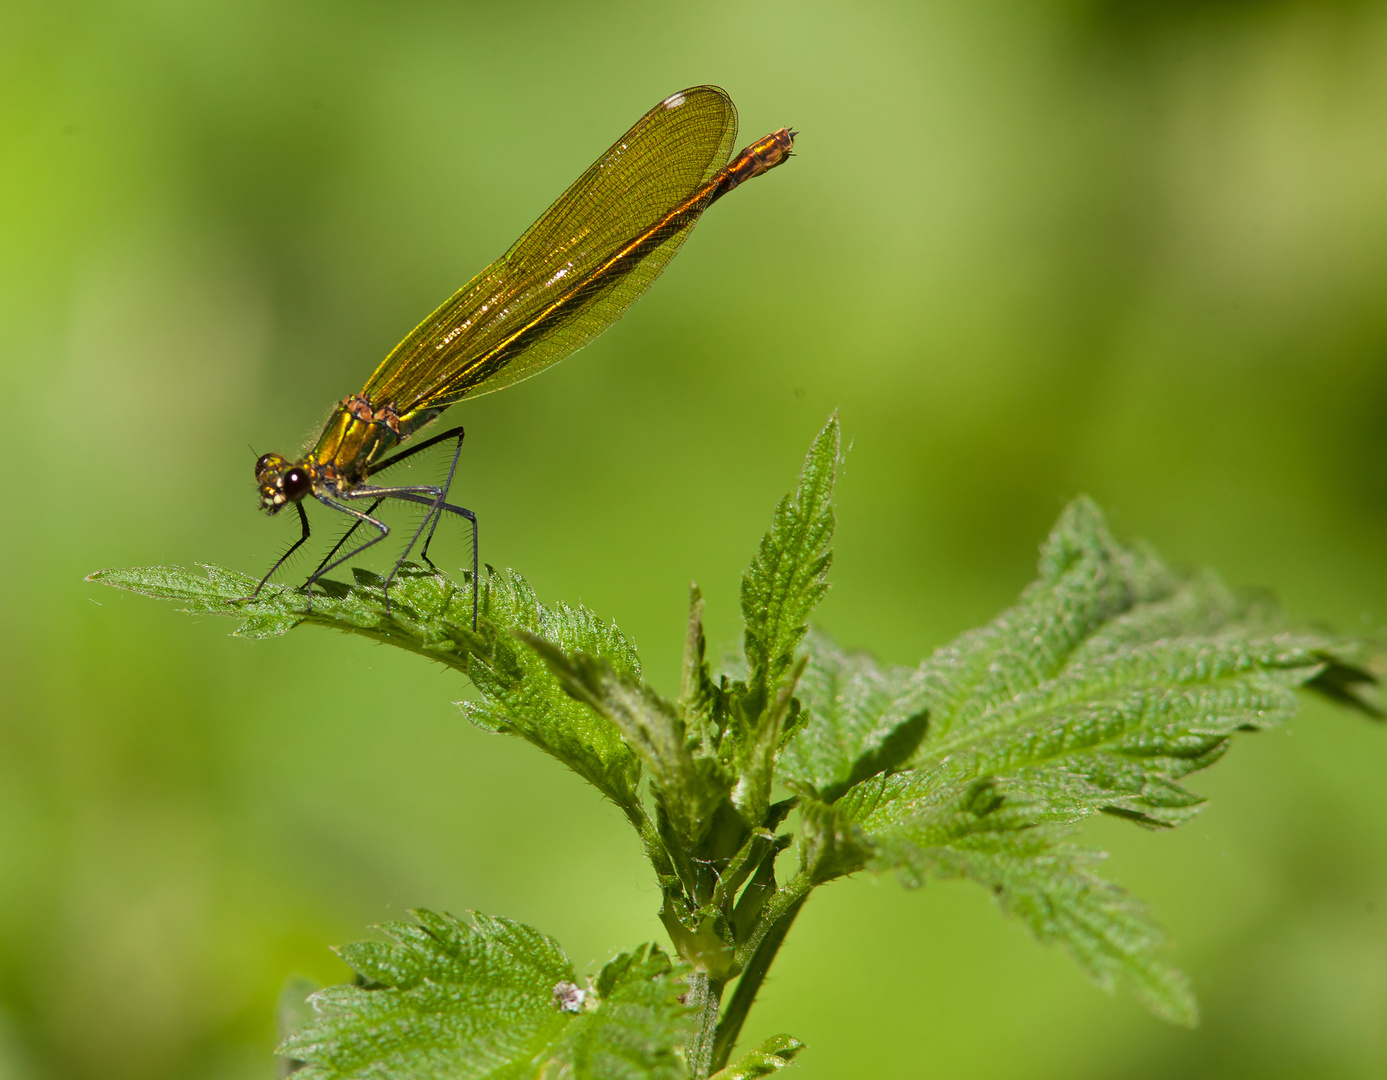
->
685, 969, 724, 1079
712, 878, 812, 1071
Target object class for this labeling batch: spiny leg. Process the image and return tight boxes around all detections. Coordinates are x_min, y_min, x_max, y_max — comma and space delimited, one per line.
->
381, 428, 474, 626
305, 496, 384, 588
340, 483, 475, 618
363, 426, 468, 569
321, 426, 476, 623
350, 489, 480, 629
368, 426, 467, 475
418, 429, 467, 564
241, 501, 311, 602
382, 485, 447, 589
301, 426, 466, 592
410, 494, 477, 630
303, 495, 392, 605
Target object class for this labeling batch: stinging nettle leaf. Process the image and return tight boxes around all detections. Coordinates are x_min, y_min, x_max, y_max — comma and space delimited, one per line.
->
728, 416, 841, 830
281, 910, 693, 1080
731, 653, 807, 827
463, 571, 646, 824
710, 1034, 805, 1079
519, 629, 733, 850
902, 500, 1374, 833
798, 796, 872, 884
562, 943, 695, 1080
837, 769, 1196, 1024
779, 628, 931, 802
680, 583, 734, 760
822, 496, 1376, 1024
740, 416, 839, 710
281, 909, 574, 1078
89, 562, 649, 822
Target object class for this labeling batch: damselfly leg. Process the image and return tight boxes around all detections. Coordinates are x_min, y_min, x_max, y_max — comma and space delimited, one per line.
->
325, 487, 478, 625
245, 501, 312, 601
298, 427, 477, 625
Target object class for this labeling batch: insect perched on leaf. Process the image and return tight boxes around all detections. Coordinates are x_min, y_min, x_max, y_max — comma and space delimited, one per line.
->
248, 85, 796, 625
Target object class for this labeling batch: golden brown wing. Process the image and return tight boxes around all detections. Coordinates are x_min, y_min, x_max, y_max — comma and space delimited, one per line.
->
363, 86, 739, 416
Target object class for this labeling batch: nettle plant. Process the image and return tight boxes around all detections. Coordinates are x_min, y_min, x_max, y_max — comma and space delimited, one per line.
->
92, 416, 1380, 1079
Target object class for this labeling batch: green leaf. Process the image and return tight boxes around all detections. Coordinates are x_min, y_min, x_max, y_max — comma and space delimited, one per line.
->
280, 909, 573, 1078
797, 796, 872, 884
566, 945, 696, 1080
679, 584, 733, 765
519, 630, 732, 851
741, 417, 838, 705
89, 563, 646, 823
463, 571, 645, 825
838, 769, 1195, 1023
88, 562, 481, 647
906, 498, 1374, 830
731, 654, 807, 829
729, 416, 840, 825
827, 496, 1377, 1023
280, 910, 693, 1080
710, 1034, 805, 1079
779, 629, 930, 802
93, 468, 1382, 1043
88, 564, 306, 637
276, 974, 320, 1073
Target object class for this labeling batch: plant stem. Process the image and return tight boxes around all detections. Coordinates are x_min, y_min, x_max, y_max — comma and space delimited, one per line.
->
711, 879, 812, 1072
685, 969, 724, 1079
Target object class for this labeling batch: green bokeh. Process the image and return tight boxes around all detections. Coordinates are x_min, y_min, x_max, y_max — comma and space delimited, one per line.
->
3, 1, 1387, 1076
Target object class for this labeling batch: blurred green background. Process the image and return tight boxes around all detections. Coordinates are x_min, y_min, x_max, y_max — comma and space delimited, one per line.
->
4, 0, 1387, 1076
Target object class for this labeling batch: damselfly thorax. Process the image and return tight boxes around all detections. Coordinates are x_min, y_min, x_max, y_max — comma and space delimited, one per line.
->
255, 394, 441, 508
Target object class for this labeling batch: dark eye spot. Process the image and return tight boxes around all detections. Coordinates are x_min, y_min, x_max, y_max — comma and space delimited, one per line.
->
282, 468, 312, 499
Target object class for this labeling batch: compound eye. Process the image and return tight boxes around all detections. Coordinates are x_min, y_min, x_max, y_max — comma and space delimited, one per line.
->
282, 468, 312, 500
255, 452, 285, 482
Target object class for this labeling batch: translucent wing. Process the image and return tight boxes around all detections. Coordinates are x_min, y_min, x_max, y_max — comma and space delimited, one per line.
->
363, 86, 739, 416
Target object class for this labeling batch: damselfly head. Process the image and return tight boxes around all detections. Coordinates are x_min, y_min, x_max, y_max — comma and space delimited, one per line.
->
255, 453, 313, 513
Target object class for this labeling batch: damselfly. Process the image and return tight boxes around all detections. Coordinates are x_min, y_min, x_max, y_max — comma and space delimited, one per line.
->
249, 86, 795, 625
